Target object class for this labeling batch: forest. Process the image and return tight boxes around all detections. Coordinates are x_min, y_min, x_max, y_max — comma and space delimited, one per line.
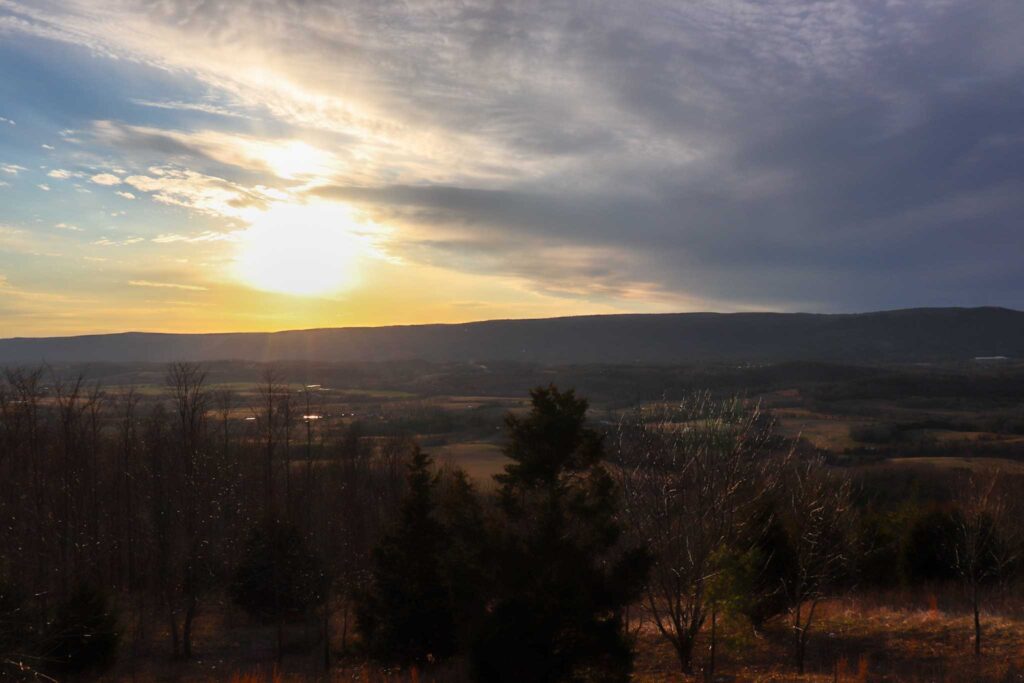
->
1, 362, 1024, 682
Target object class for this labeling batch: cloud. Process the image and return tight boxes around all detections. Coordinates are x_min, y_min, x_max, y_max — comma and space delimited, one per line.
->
90, 173, 122, 186
36, 183, 50, 191
93, 236, 144, 246
91, 120, 346, 181
3, 0, 1024, 311
130, 98, 253, 119
128, 279, 207, 291
1, 164, 26, 175
0, 117, 15, 125
47, 169, 73, 179
115, 190, 135, 199
55, 222, 82, 231
152, 230, 237, 244
122, 167, 276, 218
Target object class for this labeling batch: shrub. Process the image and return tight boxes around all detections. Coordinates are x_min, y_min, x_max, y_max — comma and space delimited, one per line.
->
0, 573, 34, 674
849, 422, 900, 444
903, 508, 960, 583
231, 518, 326, 624
855, 511, 902, 589
45, 583, 120, 676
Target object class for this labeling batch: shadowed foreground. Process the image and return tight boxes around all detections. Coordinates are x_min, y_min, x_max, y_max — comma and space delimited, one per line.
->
83, 591, 1024, 682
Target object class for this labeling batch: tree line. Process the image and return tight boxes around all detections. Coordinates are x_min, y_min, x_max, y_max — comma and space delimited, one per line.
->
1, 366, 1021, 680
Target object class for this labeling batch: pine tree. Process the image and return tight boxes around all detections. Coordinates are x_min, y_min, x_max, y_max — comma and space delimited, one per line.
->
356, 447, 458, 665
471, 385, 650, 683
230, 517, 325, 660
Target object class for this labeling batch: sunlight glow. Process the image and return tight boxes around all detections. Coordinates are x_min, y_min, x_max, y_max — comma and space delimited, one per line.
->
257, 140, 338, 180
234, 202, 369, 296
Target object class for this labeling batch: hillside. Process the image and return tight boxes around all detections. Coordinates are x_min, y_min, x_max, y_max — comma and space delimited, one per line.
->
1, 307, 1022, 365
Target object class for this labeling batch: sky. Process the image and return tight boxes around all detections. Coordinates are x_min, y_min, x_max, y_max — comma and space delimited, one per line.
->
1, 1, 1022, 337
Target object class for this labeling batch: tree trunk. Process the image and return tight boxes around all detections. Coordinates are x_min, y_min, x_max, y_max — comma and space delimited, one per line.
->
277, 618, 284, 663
792, 603, 801, 674
341, 600, 350, 652
675, 636, 695, 675
168, 607, 181, 659
323, 588, 331, 671
797, 635, 807, 675
973, 585, 982, 656
182, 593, 197, 659
706, 606, 717, 682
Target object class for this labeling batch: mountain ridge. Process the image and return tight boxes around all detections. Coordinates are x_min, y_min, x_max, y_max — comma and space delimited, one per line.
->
1, 306, 1022, 364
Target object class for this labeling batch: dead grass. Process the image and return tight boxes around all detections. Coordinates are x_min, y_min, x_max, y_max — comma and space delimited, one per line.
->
631, 592, 1024, 682
884, 456, 1024, 474
100, 591, 1024, 681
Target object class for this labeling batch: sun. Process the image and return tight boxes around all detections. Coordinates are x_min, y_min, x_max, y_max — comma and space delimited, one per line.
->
234, 202, 368, 296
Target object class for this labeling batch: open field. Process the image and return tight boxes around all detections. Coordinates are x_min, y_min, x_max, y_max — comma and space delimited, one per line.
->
426, 441, 508, 484
61, 360, 1024, 506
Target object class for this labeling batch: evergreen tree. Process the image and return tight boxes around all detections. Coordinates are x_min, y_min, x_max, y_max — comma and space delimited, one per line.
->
742, 506, 797, 630
436, 467, 489, 652
471, 385, 650, 683
903, 508, 961, 583
356, 447, 458, 665
230, 517, 326, 648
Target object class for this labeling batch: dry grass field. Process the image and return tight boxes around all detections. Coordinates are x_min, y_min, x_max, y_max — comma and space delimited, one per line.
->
426, 441, 508, 484
95, 589, 1024, 682
631, 594, 1024, 682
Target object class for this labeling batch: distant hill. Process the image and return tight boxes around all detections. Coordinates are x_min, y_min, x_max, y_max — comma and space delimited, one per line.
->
1, 307, 1022, 365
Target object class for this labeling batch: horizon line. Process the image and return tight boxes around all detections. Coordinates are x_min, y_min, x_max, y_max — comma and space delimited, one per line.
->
2, 305, 1020, 343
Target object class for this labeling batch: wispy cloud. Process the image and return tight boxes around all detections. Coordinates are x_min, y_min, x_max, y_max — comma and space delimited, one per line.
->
93, 236, 144, 247
130, 98, 252, 120
92, 120, 345, 181
128, 279, 207, 291
152, 231, 237, 244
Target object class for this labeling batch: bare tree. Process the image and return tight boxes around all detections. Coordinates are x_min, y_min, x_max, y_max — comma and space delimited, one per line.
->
53, 371, 88, 596
115, 386, 141, 591
950, 472, 1020, 657
254, 367, 287, 512
165, 362, 210, 659
213, 388, 235, 463
0, 368, 48, 599
280, 387, 296, 509
783, 457, 853, 675
613, 395, 786, 674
